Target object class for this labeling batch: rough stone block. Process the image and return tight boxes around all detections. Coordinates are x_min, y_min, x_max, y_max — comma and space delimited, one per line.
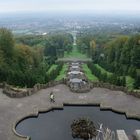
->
116, 130, 129, 140
134, 130, 140, 140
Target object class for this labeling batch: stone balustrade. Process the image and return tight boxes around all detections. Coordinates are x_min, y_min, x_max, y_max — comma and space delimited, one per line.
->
1, 79, 140, 98
2, 79, 65, 98
91, 82, 140, 98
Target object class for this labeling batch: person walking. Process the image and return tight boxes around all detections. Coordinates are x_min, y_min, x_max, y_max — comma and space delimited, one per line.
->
50, 92, 55, 102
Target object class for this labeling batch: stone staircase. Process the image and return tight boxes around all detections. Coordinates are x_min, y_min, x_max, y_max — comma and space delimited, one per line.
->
66, 62, 91, 93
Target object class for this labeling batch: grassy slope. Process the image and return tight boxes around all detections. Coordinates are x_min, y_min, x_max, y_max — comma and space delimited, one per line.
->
94, 64, 112, 76
47, 64, 58, 73
94, 64, 135, 89
63, 45, 88, 59
82, 64, 99, 82
55, 64, 68, 81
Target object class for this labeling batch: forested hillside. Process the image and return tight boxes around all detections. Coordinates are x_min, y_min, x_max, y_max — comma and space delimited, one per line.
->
0, 27, 140, 90
0, 28, 73, 87
77, 34, 140, 89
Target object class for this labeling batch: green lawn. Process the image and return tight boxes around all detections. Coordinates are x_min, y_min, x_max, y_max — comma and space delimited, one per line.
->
94, 64, 112, 76
55, 64, 68, 81
82, 64, 99, 82
58, 45, 91, 62
47, 64, 58, 73
64, 45, 88, 59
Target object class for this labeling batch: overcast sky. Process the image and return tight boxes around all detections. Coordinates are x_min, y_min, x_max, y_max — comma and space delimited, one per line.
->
0, 0, 140, 13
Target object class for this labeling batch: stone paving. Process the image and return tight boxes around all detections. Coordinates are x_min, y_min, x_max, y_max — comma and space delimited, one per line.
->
0, 84, 140, 140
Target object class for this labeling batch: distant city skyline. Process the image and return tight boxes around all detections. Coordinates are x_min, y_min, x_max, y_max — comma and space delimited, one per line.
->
0, 0, 140, 13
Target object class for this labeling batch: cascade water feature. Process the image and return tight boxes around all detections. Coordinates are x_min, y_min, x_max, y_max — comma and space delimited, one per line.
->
67, 62, 90, 92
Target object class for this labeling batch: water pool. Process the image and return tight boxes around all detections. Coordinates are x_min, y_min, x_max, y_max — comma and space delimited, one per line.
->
16, 106, 140, 140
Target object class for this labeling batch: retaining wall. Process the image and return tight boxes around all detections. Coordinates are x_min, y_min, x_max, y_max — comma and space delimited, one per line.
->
2, 79, 66, 98
1, 80, 140, 98
90, 82, 140, 98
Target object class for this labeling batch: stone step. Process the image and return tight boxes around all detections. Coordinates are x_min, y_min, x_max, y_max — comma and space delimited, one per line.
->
117, 130, 129, 140
134, 130, 140, 140
117, 130, 140, 140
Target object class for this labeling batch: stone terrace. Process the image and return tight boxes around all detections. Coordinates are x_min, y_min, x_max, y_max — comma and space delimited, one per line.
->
0, 84, 140, 140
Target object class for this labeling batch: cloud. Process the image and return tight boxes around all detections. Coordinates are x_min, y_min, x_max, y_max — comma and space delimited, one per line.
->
0, 0, 140, 12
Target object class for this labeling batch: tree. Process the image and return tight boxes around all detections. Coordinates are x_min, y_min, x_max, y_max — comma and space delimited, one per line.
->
0, 28, 14, 82
0, 28, 14, 62
90, 40, 96, 58
116, 77, 121, 86
65, 44, 73, 54
102, 73, 107, 82
121, 76, 126, 87
134, 75, 140, 89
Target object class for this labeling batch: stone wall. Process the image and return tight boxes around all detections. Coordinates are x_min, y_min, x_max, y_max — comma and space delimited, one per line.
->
57, 60, 92, 63
91, 82, 140, 98
2, 79, 66, 98
0, 82, 4, 88
1, 80, 140, 98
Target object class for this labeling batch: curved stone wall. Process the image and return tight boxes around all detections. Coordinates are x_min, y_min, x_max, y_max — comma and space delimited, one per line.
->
13, 104, 140, 140
2, 79, 65, 98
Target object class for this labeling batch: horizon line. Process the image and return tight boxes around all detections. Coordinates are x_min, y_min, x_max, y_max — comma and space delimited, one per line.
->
0, 9, 140, 14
